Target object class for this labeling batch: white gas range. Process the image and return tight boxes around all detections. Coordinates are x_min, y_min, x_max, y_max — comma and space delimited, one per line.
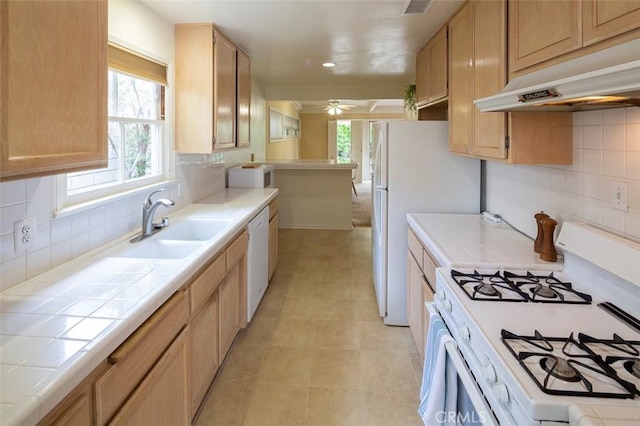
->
434, 222, 640, 425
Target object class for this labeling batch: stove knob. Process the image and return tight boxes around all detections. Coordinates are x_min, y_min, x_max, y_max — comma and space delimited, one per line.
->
482, 364, 496, 384
442, 299, 452, 312
493, 383, 509, 404
435, 291, 446, 302
458, 326, 470, 342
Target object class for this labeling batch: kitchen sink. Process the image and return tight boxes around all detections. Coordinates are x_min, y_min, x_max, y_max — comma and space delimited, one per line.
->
158, 217, 233, 241
116, 240, 205, 259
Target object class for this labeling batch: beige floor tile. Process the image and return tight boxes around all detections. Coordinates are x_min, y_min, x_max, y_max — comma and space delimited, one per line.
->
197, 228, 427, 425
270, 318, 317, 347
194, 380, 252, 426
309, 349, 363, 389
358, 320, 419, 353
313, 319, 360, 350
215, 342, 266, 387
304, 387, 366, 426
360, 351, 418, 391
362, 385, 423, 426
243, 383, 309, 426
257, 346, 314, 386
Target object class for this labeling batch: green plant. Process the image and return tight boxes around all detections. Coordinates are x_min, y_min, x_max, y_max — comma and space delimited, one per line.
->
404, 84, 417, 113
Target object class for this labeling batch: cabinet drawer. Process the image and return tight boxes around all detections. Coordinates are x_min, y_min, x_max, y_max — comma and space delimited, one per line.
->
422, 249, 438, 292
95, 290, 189, 425
407, 229, 424, 270
268, 198, 278, 219
190, 252, 226, 315
226, 230, 248, 270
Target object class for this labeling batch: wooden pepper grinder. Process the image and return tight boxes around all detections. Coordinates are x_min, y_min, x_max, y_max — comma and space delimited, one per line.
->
534, 212, 549, 253
540, 217, 558, 262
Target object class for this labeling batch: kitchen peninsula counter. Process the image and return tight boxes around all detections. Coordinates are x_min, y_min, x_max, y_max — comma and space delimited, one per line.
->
0, 188, 277, 425
268, 159, 357, 230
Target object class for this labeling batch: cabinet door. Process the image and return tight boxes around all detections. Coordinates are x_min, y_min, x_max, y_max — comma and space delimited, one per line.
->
448, 3, 473, 154
175, 24, 215, 153
583, 0, 640, 46
109, 329, 189, 426
268, 212, 279, 281
470, 0, 507, 159
508, 0, 581, 72
213, 30, 237, 150
427, 26, 448, 103
219, 264, 241, 359
49, 395, 91, 426
237, 50, 251, 147
190, 292, 219, 415
407, 250, 425, 359
0, 0, 107, 181
415, 44, 430, 105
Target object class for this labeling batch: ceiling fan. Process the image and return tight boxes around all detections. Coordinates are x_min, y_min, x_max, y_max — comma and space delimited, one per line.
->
324, 100, 356, 115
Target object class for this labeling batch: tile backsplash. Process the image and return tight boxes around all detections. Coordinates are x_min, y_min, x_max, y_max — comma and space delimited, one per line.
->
486, 107, 640, 242
0, 155, 225, 291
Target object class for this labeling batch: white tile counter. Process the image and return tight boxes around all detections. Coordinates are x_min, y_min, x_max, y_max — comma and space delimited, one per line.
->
266, 159, 358, 170
407, 213, 563, 270
0, 188, 277, 425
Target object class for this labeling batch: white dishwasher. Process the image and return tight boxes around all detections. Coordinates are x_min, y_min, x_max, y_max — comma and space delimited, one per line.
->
247, 206, 269, 322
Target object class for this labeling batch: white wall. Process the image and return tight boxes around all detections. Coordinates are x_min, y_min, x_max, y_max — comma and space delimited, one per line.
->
0, 1, 227, 291
486, 107, 640, 243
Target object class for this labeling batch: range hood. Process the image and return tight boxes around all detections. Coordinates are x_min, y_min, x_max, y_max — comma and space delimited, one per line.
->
474, 39, 640, 112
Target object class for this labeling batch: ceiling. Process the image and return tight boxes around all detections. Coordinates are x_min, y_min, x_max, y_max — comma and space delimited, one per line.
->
139, 0, 464, 113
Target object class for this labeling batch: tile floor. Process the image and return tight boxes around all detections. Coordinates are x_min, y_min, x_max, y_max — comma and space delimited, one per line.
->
195, 227, 424, 426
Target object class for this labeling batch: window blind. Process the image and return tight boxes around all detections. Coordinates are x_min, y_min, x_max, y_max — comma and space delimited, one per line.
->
108, 43, 167, 85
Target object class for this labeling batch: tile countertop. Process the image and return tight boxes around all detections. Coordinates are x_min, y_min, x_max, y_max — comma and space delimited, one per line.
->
0, 188, 278, 426
406, 213, 563, 270
266, 159, 358, 170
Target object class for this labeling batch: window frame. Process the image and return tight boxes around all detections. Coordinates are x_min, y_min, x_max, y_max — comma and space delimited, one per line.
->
55, 42, 172, 215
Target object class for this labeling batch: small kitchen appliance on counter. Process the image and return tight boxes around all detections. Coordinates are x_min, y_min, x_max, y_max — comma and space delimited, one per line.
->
228, 164, 274, 188
433, 222, 640, 425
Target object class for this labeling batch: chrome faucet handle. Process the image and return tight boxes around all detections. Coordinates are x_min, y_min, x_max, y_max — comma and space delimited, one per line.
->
144, 189, 164, 208
154, 217, 170, 229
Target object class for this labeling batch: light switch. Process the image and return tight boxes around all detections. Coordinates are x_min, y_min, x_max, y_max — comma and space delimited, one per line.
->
612, 182, 628, 212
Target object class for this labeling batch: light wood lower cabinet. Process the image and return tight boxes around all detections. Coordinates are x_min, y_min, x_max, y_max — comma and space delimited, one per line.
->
407, 228, 437, 361
219, 264, 241, 359
43, 228, 249, 425
268, 199, 279, 281
189, 291, 219, 415
95, 291, 189, 425
108, 328, 190, 426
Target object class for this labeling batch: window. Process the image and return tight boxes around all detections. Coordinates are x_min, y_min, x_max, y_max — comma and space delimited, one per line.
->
60, 44, 168, 207
336, 120, 352, 163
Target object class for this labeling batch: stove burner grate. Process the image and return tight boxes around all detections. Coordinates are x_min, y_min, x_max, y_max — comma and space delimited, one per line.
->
502, 329, 638, 399
451, 270, 528, 302
503, 271, 592, 304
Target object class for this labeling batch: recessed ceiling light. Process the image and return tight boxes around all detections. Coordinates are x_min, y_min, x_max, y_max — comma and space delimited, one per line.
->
322, 62, 336, 68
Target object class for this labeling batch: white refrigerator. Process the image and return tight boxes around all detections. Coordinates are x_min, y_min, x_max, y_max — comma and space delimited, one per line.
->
371, 120, 480, 326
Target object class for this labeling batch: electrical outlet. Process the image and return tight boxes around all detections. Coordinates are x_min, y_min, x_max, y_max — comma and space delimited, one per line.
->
612, 182, 628, 212
14, 217, 36, 252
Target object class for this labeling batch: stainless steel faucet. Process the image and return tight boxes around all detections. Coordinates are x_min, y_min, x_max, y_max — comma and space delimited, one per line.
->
132, 189, 175, 242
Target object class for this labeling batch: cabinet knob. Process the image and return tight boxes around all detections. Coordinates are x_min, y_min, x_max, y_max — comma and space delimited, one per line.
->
493, 383, 509, 404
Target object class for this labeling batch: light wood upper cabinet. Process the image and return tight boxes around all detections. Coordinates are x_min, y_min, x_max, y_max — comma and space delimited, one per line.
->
0, 0, 107, 181
237, 49, 251, 147
470, 0, 507, 159
176, 24, 248, 152
448, 0, 572, 164
583, 0, 640, 46
448, 0, 507, 159
509, 0, 581, 73
448, 2, 474, 155
509, 0, 640, 75
416, 25, 448, 107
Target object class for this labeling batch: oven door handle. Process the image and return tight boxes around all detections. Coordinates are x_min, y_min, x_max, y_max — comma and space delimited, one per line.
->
444, 340, 498, 426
